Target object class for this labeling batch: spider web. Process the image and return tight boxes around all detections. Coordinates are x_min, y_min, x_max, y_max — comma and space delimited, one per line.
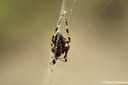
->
86, 0, 113, 29
57, 0, 76, 32
45, 0, 112, 85
45, 0, 76, 85
76, 0, 113, 37
48, 0, 76, 71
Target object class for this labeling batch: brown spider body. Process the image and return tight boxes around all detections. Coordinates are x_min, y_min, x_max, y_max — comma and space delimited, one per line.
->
51, 18, 71, 65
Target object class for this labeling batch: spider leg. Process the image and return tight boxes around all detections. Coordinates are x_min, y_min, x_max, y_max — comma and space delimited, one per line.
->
65, 18, 71, 43
51, 35, 55, 54
52, 17, 63, 42
52, 58, 56, 65
63, 45, 70, 62
52, 50, 61, 65
55, 17, 63, 33
62, 18, 71, 62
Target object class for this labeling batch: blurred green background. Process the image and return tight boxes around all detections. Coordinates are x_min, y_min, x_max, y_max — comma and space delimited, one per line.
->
0, 0, 128, 85
0, 0, 60, 51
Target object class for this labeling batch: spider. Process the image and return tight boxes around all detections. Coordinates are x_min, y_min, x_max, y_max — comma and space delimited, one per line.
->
51, 17, 71, 65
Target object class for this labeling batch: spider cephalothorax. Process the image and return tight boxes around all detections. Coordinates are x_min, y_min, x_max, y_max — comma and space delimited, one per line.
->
51, 18, 71, 65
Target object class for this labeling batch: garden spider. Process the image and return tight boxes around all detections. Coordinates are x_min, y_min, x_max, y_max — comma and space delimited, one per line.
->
51, 17, 71, 65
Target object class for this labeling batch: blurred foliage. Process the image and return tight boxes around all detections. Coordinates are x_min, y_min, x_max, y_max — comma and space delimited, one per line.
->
0, 0, 61, 51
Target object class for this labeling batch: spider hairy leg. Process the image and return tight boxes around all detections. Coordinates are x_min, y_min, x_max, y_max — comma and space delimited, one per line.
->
65, 18, 71, 43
